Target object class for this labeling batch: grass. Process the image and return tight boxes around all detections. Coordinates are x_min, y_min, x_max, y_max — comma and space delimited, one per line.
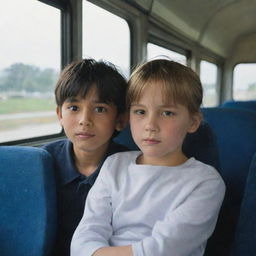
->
0, 97, 56, 114
0, 116, 58, 131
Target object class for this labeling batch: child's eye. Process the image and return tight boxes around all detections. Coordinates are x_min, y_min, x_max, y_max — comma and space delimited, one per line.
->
134, 109, 145, 115
68, 105, 79, 112
162, 111, 174, 116
95, 106, 107, 113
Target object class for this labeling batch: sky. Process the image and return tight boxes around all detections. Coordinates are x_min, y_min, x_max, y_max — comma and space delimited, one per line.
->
233, 64, 256, 89
82, 1, 130, 77
0, 0, 60, 71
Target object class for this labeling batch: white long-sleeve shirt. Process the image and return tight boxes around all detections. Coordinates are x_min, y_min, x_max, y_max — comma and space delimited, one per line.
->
71, 151, 225, 256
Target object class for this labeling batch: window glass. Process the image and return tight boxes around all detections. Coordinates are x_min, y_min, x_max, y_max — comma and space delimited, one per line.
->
0, 0, 61, 143
233, 63, 256, 100
147, 43, 187, 65
83, 0, 130, 78
200, 60, 218, 107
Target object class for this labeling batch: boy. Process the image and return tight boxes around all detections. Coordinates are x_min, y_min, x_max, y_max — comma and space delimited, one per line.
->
42, 58, 128, 256
71, 59, 225, 256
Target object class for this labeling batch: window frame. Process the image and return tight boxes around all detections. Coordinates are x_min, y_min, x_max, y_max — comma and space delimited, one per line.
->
199, 59, 221, 107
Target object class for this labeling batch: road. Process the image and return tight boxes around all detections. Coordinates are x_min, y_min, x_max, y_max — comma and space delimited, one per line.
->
0, 111, 61, 143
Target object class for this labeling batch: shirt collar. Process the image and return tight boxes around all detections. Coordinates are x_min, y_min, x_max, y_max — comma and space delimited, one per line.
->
59, 140, 119, 186
57, 140, 80, 185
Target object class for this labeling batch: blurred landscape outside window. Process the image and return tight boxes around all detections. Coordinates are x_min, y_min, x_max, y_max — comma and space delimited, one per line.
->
200, 60, 218, 107
233, 63, 256, 100
83, 0, 130, 79
0, 0, 61, 143
147, 43, 187, 65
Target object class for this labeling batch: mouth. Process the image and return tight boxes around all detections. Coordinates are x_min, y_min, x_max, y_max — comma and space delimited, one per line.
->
75, 132, 95, 139
143, 138, 161, 145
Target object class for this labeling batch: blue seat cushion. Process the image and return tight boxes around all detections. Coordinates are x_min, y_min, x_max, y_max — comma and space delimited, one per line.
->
202, 107, 256, 255
0, 146, 57, 256
233, 153, 256, 255
222, 100, 256, 112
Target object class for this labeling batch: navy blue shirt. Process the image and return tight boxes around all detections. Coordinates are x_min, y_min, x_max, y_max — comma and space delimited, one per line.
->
42, 139, 128, 256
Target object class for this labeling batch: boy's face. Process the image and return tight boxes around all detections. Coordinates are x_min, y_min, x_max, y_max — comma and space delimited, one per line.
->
57, 86, 123, 156
130, 83, 200, 166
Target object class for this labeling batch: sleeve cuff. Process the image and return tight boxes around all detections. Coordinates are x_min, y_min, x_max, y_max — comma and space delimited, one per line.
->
132, 242, 144, 256
71, 241, 107, 256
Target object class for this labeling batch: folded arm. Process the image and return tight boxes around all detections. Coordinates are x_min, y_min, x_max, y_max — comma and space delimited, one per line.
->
93, 245, 133, 256
131, 178, 225, 256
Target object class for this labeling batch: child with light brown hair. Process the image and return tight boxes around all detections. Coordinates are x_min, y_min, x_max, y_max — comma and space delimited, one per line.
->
71, 59, 225, 256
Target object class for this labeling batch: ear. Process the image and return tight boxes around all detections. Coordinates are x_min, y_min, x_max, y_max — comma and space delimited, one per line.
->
56, 106, 63, 126
187, 112, 202, 133
115, 113, 129, 131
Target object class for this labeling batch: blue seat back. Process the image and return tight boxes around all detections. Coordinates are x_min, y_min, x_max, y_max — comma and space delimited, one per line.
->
202, 107, 256, 255
233, 153, 256, 256
0, 146, 57, 256
222, 100, 256, 113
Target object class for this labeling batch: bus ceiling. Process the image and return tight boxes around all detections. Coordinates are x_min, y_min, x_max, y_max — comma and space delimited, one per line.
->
125, 0, 256, 61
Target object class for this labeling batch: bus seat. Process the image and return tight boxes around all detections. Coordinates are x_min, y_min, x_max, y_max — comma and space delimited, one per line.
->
202, 107, 256, 256
0, 146, 57, 256
232, 152, 256, 256
113, 124, 139, 151
222, 100, 256, 113
114, 121, 220, 170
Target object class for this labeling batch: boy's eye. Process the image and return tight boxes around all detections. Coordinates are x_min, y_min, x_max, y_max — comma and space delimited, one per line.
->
68, 105, 79, 111
134, 109, 145, 115
95, 106, 107, 113
162, 111, 174, 116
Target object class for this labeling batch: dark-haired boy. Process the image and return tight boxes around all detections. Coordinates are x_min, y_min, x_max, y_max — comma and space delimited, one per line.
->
42, 59, 128, 256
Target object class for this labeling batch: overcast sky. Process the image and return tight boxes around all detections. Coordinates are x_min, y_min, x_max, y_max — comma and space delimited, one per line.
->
0, 0, 60, 71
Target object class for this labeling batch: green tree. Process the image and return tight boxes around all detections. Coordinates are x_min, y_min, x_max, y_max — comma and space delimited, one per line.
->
248, 82, 256, 92
36, 68, 57, 92
1, 63, 58, 93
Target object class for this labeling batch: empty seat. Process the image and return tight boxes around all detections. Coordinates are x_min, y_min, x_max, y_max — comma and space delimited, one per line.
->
0, 146, 57, 256
233, 153, 256, 256
222, 100, 256, 113
202, 107, 256, 256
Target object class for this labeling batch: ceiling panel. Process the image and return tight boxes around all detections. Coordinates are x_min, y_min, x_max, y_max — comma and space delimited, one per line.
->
149, 0, 256, 57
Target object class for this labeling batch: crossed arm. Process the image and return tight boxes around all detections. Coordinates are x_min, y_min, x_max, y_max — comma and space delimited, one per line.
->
92, 245, 133, 256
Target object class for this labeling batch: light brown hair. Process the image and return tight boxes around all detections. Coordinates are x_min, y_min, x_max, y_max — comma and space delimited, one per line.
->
127, 59, 203, 114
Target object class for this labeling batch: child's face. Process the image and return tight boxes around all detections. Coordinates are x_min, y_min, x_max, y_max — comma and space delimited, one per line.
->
57, 86, 122, 156
130, 83, 200, 166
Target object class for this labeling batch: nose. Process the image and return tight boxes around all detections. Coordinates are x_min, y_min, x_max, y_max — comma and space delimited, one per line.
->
145, 114, 158, 132
78, 110, 93, 127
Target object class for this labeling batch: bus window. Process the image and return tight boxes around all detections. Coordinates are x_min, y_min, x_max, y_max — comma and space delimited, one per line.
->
0, 0, 61, 143
83, 0, 130, 78
147, 43, 187, 65
200, 60, 218, 107
233, 63, 256, 100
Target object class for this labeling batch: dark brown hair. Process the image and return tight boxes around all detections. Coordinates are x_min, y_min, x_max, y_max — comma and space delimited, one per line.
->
55, 58, 127, 115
